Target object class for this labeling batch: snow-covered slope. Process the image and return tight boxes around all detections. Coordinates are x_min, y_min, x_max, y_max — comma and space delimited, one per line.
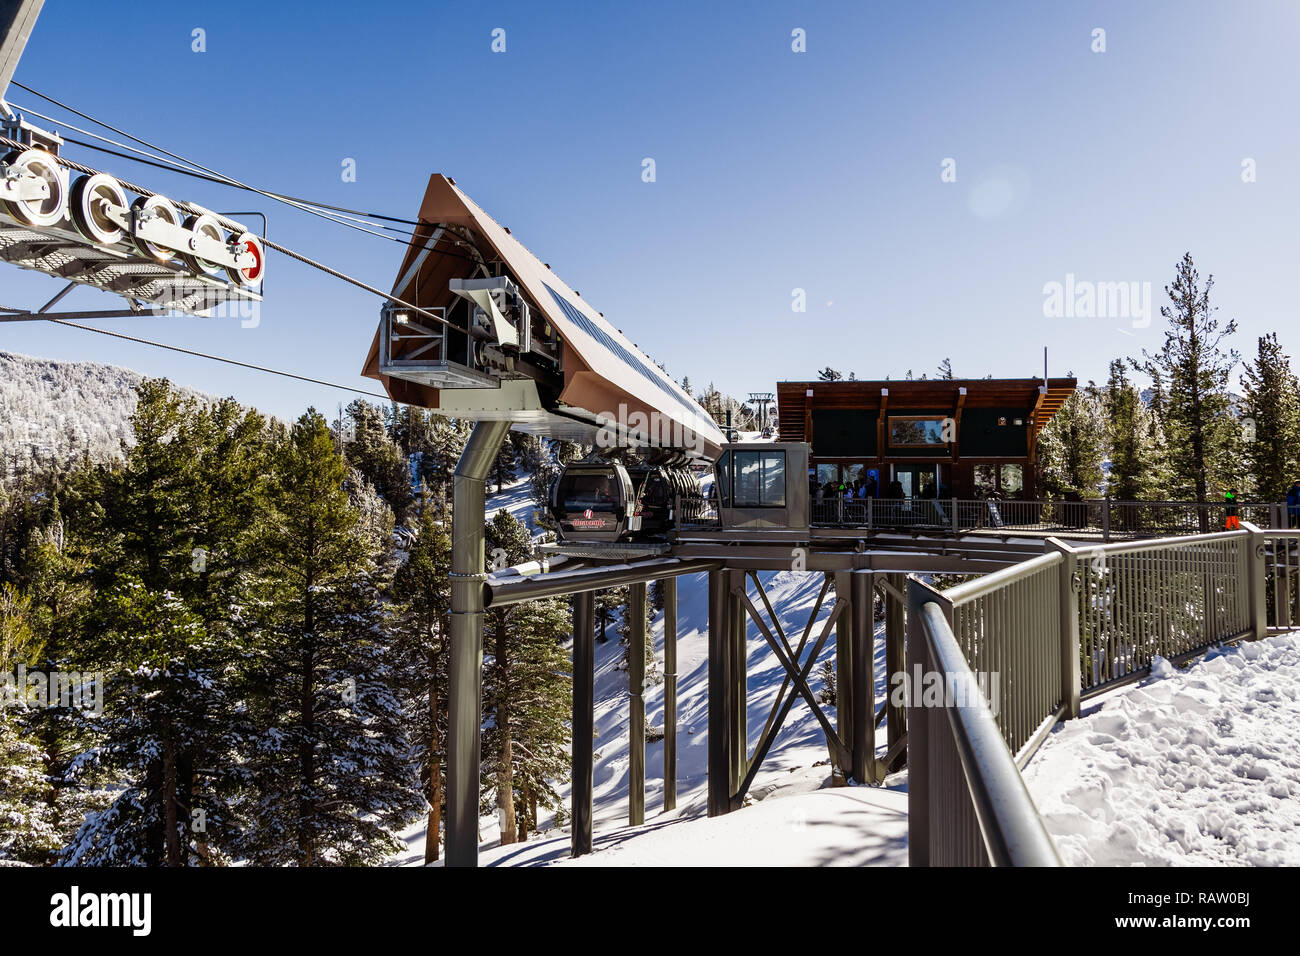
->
395, 568, 909, 867
0, 350, 212, 465
1024, 632, 1300, 866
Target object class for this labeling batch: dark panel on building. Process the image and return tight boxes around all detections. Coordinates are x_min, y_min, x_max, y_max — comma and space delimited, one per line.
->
812, 409, 876, 457
960, 407, 1030, 457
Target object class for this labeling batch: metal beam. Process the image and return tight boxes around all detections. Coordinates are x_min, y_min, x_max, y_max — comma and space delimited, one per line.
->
0, 0, 43, 119
0, 308, 169, 323
571, 589, 595, 857
445, 419, 510, 868
485, 558, 720, 607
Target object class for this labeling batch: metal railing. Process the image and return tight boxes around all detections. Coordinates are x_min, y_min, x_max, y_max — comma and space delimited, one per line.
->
905, 522, 1275, 866
1067, 531, 1254, 695
907, 577, 1063, 866
810, 495, 1283, 539
1254, 528, 1300, 631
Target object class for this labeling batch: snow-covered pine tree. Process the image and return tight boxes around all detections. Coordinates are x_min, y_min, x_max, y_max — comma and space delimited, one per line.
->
482, 508, 532, 844
60, 584, 237, 866
342, 398, 413, 522
237, 410, 422, 866
0, 584, 60, 865
1241, 333, 1300, 501
495, 596, 571, 841
390, 505, 453, 864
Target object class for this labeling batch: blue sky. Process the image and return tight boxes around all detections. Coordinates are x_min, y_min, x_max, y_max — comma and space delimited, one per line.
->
3, 0, 1298, 420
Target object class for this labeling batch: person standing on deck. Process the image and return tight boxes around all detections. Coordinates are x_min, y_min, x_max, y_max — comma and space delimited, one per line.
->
1225, 488, 1239, 531
1287, 480, 1300, 528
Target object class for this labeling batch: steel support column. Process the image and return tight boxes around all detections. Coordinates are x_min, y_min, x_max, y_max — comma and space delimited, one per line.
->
850, 570, 877, 784
662, 576, 678, 811
834, 570, 853, 781
446, 420, 510, 867
628, 582, 646, 826
706, 570, 730, 816
728, 570, 747, 800
885, 571, 907, 769
571, 590, 595, 857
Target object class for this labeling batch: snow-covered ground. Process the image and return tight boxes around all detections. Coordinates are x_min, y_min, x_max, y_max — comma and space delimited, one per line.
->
394, 567, 910, 867
474, 774, 907, 867
485, 475, 541, 536
1024, 632, 1300, 866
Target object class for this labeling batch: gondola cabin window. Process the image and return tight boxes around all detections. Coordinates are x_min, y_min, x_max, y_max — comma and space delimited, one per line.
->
732, 450, 786, 508
560, 473, 620, 512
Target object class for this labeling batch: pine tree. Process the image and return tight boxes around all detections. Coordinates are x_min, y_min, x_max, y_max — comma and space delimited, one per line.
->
1134, 254, 1240, 521
495, 596, 571, 840
1103, 360, 1166, 501
390, 505, 453, 864
1240, 333, 1300, 501
483, 509, 533, 843
490, 433, 518, 494
238, 410, 422, 866
817, 368, 844, 382
0, 585, 60, 865
937, 358, 955, 380
594, 586, 627, 645
1035, 388, 1105, 498
61, 584, 236, 866
342, 399, 413, 521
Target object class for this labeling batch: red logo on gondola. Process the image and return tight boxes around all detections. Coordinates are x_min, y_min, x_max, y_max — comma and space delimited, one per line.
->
583, 509, 594, 519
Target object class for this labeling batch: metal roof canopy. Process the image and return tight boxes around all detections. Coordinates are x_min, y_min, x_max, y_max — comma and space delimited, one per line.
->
363, 174, 724, 459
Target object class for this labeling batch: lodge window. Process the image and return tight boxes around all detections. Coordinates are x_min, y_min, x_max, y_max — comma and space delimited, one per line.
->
888, 416, 950, 447
731, 450, 786, 508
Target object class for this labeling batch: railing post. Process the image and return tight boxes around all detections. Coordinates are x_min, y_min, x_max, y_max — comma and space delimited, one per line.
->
837, 567, 857, 785
837, 494, 844, 524
627, 582, 646, 826
1046, 537, 1081, 719
951, 496, 959, 534
1242, 521, 1267, 640
662, 576, 678, 811
867, 495, 873, 530
905, 578, 930, 867
1102, 499, 1111, 542
885, 572, 907, 768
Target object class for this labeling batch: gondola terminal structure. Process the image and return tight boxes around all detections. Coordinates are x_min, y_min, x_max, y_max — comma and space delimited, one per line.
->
0, 0, 1181, 869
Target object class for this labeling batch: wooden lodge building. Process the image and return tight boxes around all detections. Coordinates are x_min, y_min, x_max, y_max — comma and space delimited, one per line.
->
775, 377, 1077, 500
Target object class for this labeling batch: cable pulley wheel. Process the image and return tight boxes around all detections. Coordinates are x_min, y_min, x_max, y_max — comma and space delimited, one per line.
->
2, 148, 67, 227
180, 214, 225, 276
69, 173, 128, 245
130, 194, 181, 261
225, 232, 265, 288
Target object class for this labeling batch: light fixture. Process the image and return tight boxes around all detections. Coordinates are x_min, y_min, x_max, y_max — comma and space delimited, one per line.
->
394, 311, 410, 325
